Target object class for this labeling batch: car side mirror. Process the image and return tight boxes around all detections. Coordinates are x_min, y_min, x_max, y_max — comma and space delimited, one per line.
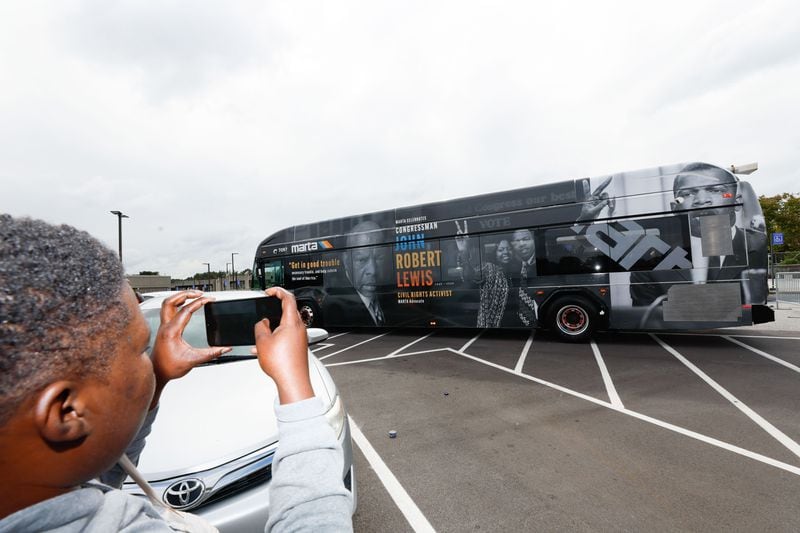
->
306, 328, 329, 345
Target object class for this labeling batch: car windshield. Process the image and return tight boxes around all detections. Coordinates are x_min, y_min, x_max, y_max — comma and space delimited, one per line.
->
142, 307, 256, 360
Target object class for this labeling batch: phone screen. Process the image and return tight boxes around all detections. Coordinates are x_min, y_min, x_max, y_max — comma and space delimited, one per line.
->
205, 296, 283, 346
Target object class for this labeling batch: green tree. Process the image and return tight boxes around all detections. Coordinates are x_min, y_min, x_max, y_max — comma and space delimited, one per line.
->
759, 193, 800, 261
190, 270, 228, 280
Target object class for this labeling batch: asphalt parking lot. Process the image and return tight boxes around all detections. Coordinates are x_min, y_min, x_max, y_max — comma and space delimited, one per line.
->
315, 321, 800, 532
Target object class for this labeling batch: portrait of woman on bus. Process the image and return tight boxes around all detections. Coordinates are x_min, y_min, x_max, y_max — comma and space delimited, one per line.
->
456, 222, 517, 327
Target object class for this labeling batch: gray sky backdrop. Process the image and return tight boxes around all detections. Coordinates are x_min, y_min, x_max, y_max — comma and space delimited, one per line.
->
2, 1, 799, 278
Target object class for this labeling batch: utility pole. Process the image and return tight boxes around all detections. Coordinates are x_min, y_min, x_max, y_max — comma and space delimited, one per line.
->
231, 252, 239, 289
202, 262, 211, 291
109, 211, 129, 263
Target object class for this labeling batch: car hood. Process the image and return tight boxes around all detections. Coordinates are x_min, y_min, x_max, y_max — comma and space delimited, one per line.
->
136, 354, 332, 479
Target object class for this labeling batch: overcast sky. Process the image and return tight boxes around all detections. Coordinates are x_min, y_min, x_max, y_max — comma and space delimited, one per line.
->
2, 1, 798, 278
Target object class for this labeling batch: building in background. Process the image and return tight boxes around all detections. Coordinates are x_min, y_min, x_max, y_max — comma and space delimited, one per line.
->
127, 274, 172, 294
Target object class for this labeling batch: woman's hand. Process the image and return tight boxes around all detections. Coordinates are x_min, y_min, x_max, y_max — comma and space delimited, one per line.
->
455, 219, 470, 252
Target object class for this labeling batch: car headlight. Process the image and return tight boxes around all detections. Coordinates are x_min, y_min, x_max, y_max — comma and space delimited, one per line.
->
324, 394, 346, 438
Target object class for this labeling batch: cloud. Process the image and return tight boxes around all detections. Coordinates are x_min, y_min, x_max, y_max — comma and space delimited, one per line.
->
56, 0, 279, 102
1, 1, 798, 278
636, 1, 800, 111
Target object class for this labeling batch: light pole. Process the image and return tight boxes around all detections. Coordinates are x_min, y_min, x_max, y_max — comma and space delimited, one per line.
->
109, 210, 129, 263
226, 263, 231, 291
202, 262, 211, 291
231, 252, 239, 289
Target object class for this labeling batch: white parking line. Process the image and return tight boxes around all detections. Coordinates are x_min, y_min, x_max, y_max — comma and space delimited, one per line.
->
651, 334, 800, 460
459, 330, 485, 352
629, 331, 800, 341
612, 402, 800, 477
311, 343, 334, 352
514, 330, 535, 374
327, 331, 351, 340
324, 348, 446, 368
453, 348, 613, 407
591, 340, 624, 409
722, 335, 800, 375
388, 332, 435, 357
331, 337, 800, 477
318, 332, 393, 361
348, 416, 436, 533
454, 347, 800, 477
727, 334, 800, 340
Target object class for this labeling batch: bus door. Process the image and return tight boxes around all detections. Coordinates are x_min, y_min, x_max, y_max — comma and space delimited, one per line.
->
262, 259, 284, 288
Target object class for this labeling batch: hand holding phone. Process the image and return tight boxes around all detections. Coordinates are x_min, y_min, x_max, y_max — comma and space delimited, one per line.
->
253, 287, 313, 405
205, 296, 283, 346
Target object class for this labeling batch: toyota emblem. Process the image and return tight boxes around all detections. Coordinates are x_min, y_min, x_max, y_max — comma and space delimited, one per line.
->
163, 478, 206, 510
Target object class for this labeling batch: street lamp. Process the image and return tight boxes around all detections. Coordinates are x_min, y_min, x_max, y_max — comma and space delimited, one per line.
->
109, 210, 129, 263
231, 252, 239, 289
226, 263, 231, 291
202, 262, 211, 291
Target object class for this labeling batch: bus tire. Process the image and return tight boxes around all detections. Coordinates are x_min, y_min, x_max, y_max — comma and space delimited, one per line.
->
547, 296, 596, 342
297, 301, 320, 328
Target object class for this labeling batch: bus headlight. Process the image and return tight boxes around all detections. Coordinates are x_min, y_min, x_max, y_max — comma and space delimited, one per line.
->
324, 395, 346, 438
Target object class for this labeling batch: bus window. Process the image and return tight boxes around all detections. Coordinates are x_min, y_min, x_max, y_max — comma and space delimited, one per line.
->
622, 215, 692, 272
539, 225, 614, 275
263, 260, 284, 288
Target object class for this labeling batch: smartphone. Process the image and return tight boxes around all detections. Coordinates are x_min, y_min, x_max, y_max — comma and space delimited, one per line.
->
205, 296, 283, 346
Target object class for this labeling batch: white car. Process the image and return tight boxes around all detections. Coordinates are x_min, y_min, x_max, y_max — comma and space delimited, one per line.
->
137, 290, 180, 301
129, 291, 356, 532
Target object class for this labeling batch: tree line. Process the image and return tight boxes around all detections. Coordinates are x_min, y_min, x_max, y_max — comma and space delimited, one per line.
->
760, 193, 799, 264
184, 268, 252, 281
136, 269, 253, 281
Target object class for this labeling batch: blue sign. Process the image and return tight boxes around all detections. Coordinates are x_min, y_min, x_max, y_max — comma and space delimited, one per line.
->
772, 232, 784, 245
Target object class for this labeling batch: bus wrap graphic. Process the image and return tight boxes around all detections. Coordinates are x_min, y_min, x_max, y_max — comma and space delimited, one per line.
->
254, 161, 773, 337
572, 220, 693, 271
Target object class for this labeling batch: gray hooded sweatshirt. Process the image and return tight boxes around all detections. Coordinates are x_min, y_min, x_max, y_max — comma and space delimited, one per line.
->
0, 397, 353, 532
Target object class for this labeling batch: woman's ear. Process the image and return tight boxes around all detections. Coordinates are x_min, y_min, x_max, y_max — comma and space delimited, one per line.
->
34, 381, 92, 444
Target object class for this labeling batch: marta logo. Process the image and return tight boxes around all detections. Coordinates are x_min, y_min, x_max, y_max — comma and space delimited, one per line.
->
291, 240, 334, 253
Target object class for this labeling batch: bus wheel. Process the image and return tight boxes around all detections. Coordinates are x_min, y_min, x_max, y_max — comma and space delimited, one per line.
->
297, 301, 319, 328
548, 296, 596, 342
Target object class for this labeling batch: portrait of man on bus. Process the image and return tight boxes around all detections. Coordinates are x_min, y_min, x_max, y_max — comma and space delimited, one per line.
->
629, 162, 767, 310
323, 219, 393, 326
672, 164, 738, 232
507, 228, 539, 327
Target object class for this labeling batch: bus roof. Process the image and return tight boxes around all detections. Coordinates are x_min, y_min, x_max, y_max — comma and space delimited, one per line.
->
256, 161, 740, 253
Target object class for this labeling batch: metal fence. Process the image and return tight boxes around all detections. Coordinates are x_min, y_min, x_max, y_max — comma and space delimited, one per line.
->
775, 270, 800, 304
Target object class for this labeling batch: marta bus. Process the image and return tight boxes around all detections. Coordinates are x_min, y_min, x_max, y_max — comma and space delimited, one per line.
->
252, 161, 774, 340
